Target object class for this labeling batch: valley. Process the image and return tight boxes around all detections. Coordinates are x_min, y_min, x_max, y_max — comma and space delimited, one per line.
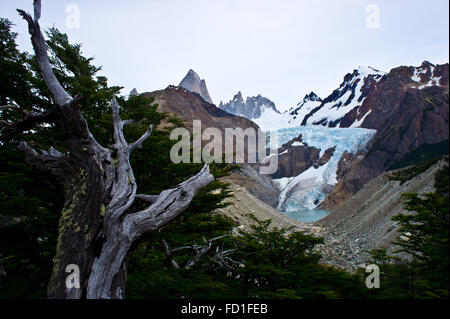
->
1, 0, 448, 301
139, 62, 448, 270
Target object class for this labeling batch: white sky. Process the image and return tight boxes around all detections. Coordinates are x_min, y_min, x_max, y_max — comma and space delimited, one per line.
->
1, 0, 449, 111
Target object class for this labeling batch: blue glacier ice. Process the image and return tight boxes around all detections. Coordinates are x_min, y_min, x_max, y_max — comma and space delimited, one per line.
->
266, 126, 376, 216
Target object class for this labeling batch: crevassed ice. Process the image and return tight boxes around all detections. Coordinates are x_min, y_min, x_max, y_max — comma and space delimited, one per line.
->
267, 125, 376, 211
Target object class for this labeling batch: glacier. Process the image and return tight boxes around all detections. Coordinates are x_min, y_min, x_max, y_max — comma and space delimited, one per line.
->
267, 125, 376, 214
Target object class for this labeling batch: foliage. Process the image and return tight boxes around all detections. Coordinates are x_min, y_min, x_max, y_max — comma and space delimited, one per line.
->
0, 18, 62, 298
227, 216, 366, 299
127, 215, 368, 299
0, 18, 35, 108
0, 19, 238, 299
386, 158, 441, 184
0, 21, 121, 297
389, 139, 449, 171
0, 145, 62, 298
392, 157, 449, 297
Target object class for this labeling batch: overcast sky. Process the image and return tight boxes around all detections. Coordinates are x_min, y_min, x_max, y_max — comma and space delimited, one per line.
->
1, 0, 449, 111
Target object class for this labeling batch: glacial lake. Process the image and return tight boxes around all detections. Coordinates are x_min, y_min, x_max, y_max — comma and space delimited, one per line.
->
283, 209, 331, 223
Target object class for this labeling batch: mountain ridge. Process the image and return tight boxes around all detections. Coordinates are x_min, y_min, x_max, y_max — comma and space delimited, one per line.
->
219, 92, 280, 120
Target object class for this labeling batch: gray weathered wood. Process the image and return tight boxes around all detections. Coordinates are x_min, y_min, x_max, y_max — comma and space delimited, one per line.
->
13, 0, 214, 299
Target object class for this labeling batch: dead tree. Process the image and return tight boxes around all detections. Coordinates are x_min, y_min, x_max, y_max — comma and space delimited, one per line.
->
160, 235, 233, 270
2, 0, 214, 299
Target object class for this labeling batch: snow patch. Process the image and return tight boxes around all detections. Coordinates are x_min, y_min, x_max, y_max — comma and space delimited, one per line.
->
350, 109, 372, 128
252, 98, 322, 132
291, 141, 304, 147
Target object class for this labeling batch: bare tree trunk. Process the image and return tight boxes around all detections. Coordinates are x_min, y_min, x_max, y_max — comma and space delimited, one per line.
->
9, 1, 214, 299
47, 162, 105, 299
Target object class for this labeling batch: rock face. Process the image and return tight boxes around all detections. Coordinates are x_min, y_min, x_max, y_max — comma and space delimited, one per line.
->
221, 166, 280, 208
179, 69, 214, 104
321, 62, 449, 209
317, 146, 336, 167
269, 135, 321, 179
219, 92, 279, 120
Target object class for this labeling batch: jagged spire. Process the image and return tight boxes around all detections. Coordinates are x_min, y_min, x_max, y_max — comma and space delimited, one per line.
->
179, 69, 213, 104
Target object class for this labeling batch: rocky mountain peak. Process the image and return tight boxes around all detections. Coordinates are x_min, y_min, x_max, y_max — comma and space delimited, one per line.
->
219, 92, 279, 120
358, 66, 384, 75
420, 60, 435, 68
233, 91, 244, 102
303, 92, 322, 103
408, 61, 448, 88
129, 88, 138, 97
179, 69, 214, 104
187, 68, 198, 76
343, 66, 385, 83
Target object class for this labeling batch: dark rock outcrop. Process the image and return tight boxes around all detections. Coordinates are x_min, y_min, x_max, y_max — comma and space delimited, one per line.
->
317, 146, 336, 167
271, 136, 320, 179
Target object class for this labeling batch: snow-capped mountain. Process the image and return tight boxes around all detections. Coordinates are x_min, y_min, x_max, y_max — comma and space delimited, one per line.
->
300, 66, 386, 127
179, 69, 214, 104
217, 66, 387, 131
251, 92, 323, 131
220, 62, 447, 133
320, 61, 449, 209
173, 61, 448, 217
300, 61, 448, 129
253, 61, 448, 213
217, 64, 390, 131
283, 92, 323, 124
218, 91, 323, 131
219, 92, 279, 120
